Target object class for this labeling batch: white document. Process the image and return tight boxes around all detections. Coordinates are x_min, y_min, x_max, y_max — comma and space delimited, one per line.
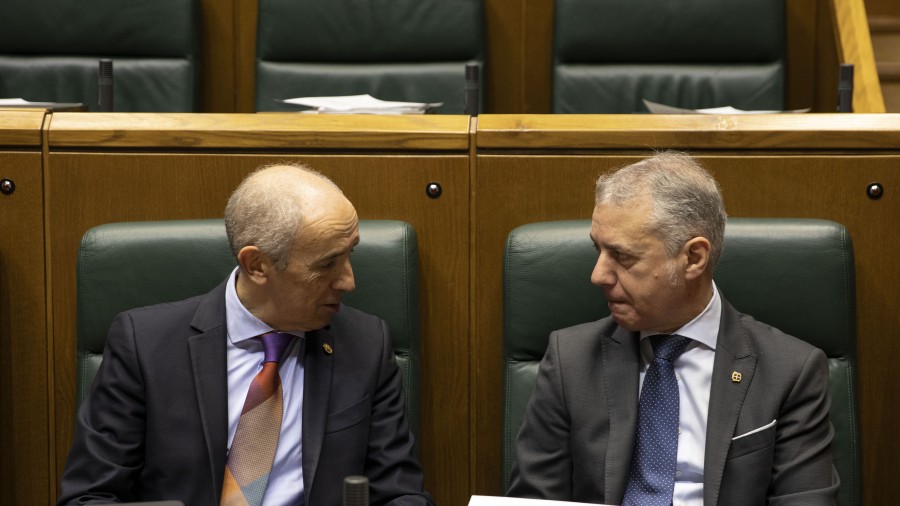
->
280, 94, 443, 114
468, 496, 611, 506
642, 99, 810, 115
0, 98, 34, 106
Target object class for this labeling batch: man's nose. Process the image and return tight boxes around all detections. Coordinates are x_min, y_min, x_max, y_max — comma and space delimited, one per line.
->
591, 254, 615, 287
335, 259, 356, 292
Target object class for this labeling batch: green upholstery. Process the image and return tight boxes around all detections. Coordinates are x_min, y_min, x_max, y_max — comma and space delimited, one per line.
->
77, 219, 422, 445
0, 0, 199, 112
254, 0, 484, 113
552, 0, 785, 113
502, 218, 860, 505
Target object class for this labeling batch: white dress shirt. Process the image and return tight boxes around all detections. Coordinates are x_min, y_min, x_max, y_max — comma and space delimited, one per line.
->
638, 282, 722, 506
225, 267, 306, 506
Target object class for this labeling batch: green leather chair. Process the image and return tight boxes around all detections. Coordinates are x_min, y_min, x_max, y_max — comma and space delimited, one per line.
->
0, 0, 199, 112
552, 0, 786, 113
77, 219, 422, 445
502, 218, 860, 505
254, 0, 484, 113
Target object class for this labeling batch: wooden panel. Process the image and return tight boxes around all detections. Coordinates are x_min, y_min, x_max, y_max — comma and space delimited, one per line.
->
787, 0, 819, 110
200, 0, 237, 112
0, 151, 50, 505
46, 151, 470, 506
472, 143, 900, 506
832, 0, 887, 112
866, 0, 900, 19
47, 113, 470, 150
235, 0, 259, 113
477, 113, 900, 149
0, 110, 45, 147
483, 0, 524, 113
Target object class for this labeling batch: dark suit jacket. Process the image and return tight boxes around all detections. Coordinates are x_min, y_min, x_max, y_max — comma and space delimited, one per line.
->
58, 281, 433, 506
508, 298, 839, 505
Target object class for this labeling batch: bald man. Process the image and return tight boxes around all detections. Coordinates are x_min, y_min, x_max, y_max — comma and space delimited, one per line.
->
58, 164, 433, 506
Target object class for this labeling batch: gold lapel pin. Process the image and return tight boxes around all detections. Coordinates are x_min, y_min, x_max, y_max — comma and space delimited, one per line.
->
322, 343, 334, 355
731, 371, 742, 383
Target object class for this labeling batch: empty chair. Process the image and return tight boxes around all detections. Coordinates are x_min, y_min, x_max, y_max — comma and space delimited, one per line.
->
254, 0, 484, 113
552, 0, 785, 113
0, 0, 200, 111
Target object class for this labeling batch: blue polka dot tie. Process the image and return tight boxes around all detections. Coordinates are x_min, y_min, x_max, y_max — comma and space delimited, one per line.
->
622, 334, 693, 506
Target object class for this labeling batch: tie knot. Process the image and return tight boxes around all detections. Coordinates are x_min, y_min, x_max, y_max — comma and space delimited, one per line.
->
649, 334, 692, 362
260, 332, 293, 363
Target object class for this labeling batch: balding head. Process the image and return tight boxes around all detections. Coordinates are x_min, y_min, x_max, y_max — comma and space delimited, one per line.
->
224, 163, 353, 270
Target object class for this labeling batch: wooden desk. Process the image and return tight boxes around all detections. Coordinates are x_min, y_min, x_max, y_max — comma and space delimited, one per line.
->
472, 114, 900, 505
44, 113, 473, 506
0, 109, 51, 505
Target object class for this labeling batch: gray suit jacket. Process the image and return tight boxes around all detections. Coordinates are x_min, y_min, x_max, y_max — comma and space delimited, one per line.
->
58, 281, 433, 506
508, 298, 839, 505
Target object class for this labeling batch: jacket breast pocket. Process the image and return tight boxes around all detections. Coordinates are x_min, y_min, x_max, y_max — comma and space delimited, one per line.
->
324, 394, 370, 434
728, 421, 776, 460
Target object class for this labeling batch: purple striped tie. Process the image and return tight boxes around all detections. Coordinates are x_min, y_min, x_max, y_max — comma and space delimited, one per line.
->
221, 332, 293, 506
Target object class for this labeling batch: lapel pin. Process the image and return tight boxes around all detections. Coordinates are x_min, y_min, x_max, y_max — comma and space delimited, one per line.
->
731, 371, 742, 383
322, 343, 333, 355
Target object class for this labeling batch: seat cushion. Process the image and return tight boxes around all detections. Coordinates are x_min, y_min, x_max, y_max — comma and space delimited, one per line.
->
256, 61, 479, 113
0, 56, 197, 112
554, 63, 785, 113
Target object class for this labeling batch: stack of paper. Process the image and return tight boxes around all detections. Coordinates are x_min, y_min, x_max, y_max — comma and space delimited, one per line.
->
642, 99, 809, 114
280, 94, 443, 114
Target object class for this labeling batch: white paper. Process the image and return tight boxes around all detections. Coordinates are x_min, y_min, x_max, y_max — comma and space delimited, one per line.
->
280, 94, 443, 115
468, 496, 610, 506
0, 98, 34, 106
642, 99, 809, 115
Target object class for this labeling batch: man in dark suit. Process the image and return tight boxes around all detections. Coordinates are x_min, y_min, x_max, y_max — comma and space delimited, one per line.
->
508, 152, 839, 505
58, 164, 433, 505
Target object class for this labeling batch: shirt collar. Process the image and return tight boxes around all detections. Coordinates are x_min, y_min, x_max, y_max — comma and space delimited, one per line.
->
225, 267, 305, 344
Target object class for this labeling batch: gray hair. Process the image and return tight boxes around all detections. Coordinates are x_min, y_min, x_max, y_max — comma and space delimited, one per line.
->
594, 151, 727, 270
224, 162, 342, 270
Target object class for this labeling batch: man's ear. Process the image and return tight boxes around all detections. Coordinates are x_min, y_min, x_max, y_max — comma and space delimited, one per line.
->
236, 245, 270, 285
683, 236, 711, 280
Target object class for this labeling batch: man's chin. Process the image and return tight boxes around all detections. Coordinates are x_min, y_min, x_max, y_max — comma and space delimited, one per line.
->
609, 312, 640, 332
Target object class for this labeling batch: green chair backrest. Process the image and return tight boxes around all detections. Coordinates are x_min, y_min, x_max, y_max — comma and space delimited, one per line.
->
0, 0, 199, 111
552, 0, 786, 113
502, 218, 860, 505
77, 219, 422, 444
254, 0, 484, 113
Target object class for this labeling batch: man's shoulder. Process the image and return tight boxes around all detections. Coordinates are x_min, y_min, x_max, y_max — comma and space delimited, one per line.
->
553, 316, 619, 341
122, 291, 209, 324
731, 307, 825, 358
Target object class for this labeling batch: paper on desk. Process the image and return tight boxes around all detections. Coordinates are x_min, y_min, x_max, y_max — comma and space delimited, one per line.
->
468, 496, 609, 506
280, 94, 443, 114
0, 98, 34, 106
642, 99, 810, 115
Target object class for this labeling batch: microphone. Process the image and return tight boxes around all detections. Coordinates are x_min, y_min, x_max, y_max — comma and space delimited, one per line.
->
837, 63, 853, 113
98, 59, 114, 112
464, 63, 480, 116
342, 475, 369, 506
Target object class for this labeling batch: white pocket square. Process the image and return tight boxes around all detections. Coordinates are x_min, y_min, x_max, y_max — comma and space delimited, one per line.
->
732, 419, 776, 440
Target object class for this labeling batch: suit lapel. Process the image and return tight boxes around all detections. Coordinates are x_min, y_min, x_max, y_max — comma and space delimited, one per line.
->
302, 327, 335, 501
187, 282, 230, 503
602, 326, 640, 502
704, 300, 758, 505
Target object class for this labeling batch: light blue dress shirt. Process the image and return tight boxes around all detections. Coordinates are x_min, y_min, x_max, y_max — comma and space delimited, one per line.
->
638, 282, 721, 506
225, 267, 306, 506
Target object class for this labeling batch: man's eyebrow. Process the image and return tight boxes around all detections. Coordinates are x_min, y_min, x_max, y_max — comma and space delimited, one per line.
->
318, 236, 360, 262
